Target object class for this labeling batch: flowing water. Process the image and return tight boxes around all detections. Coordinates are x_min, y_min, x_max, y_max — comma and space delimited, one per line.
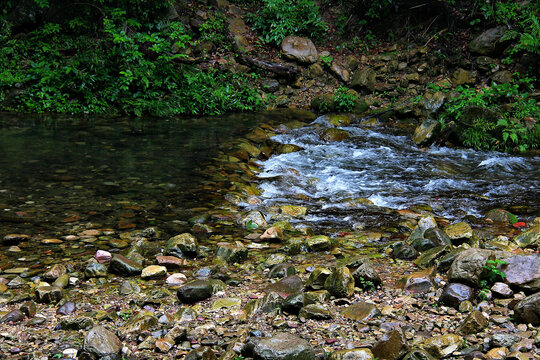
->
257, 115, 540, 228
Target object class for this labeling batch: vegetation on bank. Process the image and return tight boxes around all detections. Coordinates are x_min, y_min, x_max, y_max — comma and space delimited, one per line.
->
0, 0, 539, 152
0, 0, 264, 116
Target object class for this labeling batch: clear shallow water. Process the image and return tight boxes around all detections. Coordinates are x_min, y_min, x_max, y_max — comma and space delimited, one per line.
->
257, 115, 540, 227
0, 112, 261, 237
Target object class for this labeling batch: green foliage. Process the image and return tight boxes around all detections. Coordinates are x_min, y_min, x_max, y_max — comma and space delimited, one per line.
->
333, 87, 357, 112
0, 6, 264, 116
248, 0, 328, 45
320, 54, 333, 66
478, 258, 507, 300
356, 276, 375, 291
438, 78, 540, 152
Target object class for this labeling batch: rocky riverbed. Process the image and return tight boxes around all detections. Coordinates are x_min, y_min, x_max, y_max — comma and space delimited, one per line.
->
1, 111, 539, 360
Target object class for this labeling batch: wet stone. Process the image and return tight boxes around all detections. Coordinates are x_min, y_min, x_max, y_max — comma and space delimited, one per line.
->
43, 264, 67, 281
214, 242, 248, 264
439, 283, 474, 308
514, 225, 540, 248
299, 304, 332, 320
402, 350, 436, 360
185, 347, 216, 360
414, 246, 450, 269
83, 325, 122, 358
458, 310, 489, 335
352, 260, 382, 288
166, 273, 188, 286
84, 262, 108, 278
0, 309, 24, 323
155, 337, 175, 353
164, 233, 200, 258
252, 332, 315, 360
305, 235, 332, 252
156, 255, 185, 270
2, 234, 30, 245
53, 274, 69, 289
283, 292, 304, 314
489, 333, 521, 348
35, 286, 62, 303
325, 267, 354, 298
444, 222, 474, 243
268, 263, 297, 279
392, 242, 418, 260
341, 302, 381, 322
418, 334, 463, 359
177, 280, 214, 304
280, 205, 307, 218
239, 210, 268, 229
120, 280, 140, 295
265, 275, 304, 298
372, 329, 410, 360
109, 254, 143, 276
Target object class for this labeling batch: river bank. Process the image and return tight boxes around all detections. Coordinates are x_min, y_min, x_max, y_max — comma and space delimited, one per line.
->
0, 110, 539, 360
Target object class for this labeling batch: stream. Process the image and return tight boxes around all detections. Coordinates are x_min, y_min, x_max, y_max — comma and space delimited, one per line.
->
256, 115, 540, 228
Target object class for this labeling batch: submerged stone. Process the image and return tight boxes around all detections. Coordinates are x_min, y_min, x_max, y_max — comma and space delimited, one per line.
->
214, 242, 248, 264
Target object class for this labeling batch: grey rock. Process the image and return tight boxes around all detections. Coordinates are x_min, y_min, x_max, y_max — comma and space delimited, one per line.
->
109, 254, 143, 276
351, 67, 376, 93
468, 26, 509, 55
35, 286, 62, 303
252, 332, 315, 360
447, 248, 492, 286
457, 310, 489, 335
214, 242, 248, 264
413, 119, 440, 146
340, 302, 380, 322
305, 267, 331, 290
268, 264, 297, 279
265, 275, 304, 298
281, 36, 318, 64
84, 262, 108, 278
514, 291, 540, 325
83, 325, 122, 358
352, 261, 382, 289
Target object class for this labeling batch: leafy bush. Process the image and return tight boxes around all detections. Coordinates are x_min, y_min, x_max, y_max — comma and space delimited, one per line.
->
248, 0, 328, 45
0, 6, 264, 116
333, 87, 357, 112
438, 78, 540, 152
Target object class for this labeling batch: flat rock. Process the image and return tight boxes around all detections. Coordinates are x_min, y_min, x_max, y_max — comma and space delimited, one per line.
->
265, 275, 304, 298
305, 235, 332, 251
299, 304, 332, 320
341, 302, 380, 322
252, 332, 315, 360
141, 265, 167, 280
418, 334, 463, 358
444, 222, 474, 242
35, 286, 62, 303
109, 254, 143, 276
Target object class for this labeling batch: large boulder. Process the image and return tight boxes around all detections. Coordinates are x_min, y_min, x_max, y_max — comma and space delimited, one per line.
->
447, 248, 492, 286
514, 225, 540, 248
252, 332, 316, 360
468, 26, 509, 56
513, 291, 540, 326
281, 36, 318, 64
